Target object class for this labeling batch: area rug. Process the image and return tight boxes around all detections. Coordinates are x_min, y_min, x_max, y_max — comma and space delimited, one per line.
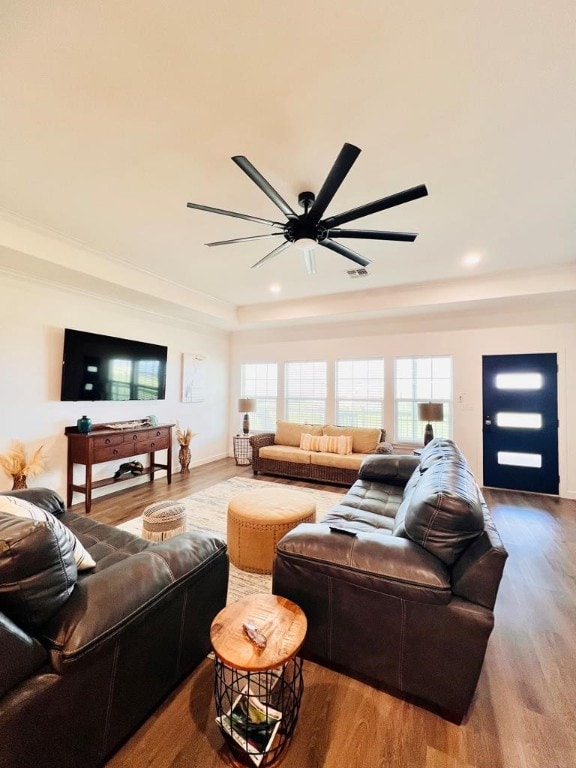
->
116, 476, 344, 604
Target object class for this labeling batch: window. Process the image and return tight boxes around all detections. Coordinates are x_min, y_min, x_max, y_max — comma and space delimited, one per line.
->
240, 363, 278, 432
335, 358, 384, 427
394, 356, 452, 442
285, 361, 326, 424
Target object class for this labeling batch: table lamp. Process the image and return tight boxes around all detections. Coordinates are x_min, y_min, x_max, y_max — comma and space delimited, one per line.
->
238, 398, 257, 435
417, 402, 444, 445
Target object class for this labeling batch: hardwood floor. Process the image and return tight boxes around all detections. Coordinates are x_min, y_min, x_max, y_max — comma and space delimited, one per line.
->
82, 460, 576, 768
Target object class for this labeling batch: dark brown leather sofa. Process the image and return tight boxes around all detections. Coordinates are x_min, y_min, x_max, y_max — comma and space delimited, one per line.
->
0, 488, 228, 768
273, 438, 508, 723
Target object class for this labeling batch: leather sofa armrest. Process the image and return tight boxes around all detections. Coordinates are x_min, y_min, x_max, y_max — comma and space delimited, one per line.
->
0, 487, 66, 517
39, 532, 227, 671
274, 524, 451, 604
358, 454, 420, 486
0, 612, 48, 697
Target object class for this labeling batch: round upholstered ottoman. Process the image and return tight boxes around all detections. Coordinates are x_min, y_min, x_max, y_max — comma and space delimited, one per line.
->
142, 500, 186, 542
227, 488, 316, 574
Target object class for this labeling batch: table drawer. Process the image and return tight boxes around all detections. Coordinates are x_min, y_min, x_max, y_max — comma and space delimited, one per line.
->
92, 433, 124, 449
123, 428, 168, 444
94, 442, 142, 463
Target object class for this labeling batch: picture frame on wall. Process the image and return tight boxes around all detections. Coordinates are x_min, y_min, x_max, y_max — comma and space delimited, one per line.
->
182, 353, 206, 403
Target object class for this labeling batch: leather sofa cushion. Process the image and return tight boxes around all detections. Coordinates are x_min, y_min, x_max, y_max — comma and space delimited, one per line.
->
260, 445, 312, 464
0, 511, 77, 632
0, 495, 95, 570
398, 461, 485, 566
275, 420, 322, 447
323, 425, 381, 454
0, 611, 48, 696
359, 454, 421, 486
0, 487, 66, 517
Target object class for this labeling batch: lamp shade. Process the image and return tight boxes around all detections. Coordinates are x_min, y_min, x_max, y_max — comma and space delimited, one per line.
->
418, 402, 444, 423
238, 398, 257, 414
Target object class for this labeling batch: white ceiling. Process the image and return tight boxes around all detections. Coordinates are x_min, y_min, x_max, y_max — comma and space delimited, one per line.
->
1, 1, 575, 330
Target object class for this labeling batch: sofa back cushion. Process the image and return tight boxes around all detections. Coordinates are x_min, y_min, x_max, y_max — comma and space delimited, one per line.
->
275, 420, 323, 447
0, 511, 77, 632
323, 425, 382, 454
394, 459, 485, 566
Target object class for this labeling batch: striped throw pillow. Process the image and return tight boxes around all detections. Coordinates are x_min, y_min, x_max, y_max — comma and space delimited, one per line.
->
0, 495, 96, 570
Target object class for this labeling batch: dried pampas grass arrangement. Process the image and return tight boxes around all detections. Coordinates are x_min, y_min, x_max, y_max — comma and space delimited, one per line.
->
0, 440, 46, 490
176, 428, 195, 447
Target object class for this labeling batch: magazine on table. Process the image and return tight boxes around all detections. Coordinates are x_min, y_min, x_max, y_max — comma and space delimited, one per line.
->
216, 685, 282, 766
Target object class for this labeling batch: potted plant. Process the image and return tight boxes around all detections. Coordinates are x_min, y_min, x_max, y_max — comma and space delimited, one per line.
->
0, 440, 46, 490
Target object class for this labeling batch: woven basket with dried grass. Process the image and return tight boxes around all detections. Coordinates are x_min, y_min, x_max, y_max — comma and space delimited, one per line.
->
176, 428, 196, 474
0, 441, 46, 490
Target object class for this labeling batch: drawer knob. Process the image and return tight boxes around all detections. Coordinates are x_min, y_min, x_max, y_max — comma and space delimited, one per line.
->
105, 438, 111, 445
133, 434, 138, 441
151, 442, 156, 448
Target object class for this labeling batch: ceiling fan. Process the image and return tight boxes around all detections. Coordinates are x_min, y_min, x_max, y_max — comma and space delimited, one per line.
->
186, 142, 428, 274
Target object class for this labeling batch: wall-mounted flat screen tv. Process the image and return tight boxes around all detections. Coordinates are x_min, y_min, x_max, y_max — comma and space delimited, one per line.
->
60, 329, 168, 401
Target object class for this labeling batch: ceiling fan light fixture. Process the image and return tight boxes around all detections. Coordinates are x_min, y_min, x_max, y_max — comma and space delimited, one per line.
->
295, 237, 317, 252
304, 249, 317, 275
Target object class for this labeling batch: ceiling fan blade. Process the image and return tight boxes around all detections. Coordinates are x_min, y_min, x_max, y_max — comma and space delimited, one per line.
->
322, 184, 428, 228
320, 238, 371, 268
232, 156, 297, 219
251, 240, 292, 269
308, 143, 361, 224
206, 232, 285, 247
186, 202, 284, 228
327, 228, 417, 242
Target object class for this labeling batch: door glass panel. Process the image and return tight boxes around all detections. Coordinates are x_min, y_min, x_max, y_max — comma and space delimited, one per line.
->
497, 451, 542, 468
495, 373, 543, 390
496, 412, 543, 429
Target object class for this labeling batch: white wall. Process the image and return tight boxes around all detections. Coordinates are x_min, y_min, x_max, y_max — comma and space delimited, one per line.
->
0, 272, 230, 503
231, 312, 576, 499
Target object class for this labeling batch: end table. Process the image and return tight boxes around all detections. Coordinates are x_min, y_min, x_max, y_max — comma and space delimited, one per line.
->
210, 593, 307, 766
233, 434, 253, 466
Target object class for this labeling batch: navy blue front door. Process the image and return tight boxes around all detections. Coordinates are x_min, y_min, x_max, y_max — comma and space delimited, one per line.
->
482, 353, 559, 494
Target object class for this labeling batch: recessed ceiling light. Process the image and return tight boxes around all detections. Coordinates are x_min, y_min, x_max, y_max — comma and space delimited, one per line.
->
462, 253, 482, 268
269, 283, 282, 294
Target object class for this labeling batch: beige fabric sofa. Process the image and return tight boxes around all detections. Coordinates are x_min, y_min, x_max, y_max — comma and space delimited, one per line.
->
250, 421, 390, 486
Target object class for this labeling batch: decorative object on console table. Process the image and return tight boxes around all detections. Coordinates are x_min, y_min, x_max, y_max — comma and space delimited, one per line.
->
76, 415, 92, 433
238, 398, 257, 435
113, 461, 144, 480
418, 402, 444, 445
176, 427, 196, 473
0, 440, 46, 490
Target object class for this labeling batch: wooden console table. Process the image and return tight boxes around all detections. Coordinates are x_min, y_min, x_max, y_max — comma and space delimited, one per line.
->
65, 422, 173, 513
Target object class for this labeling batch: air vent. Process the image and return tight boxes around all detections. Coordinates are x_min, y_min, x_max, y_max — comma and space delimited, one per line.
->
346, 268, 368, 278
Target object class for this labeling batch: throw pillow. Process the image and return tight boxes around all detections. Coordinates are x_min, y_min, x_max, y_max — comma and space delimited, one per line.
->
0, 496, 96, 570
299, 433, 352, 454
299, 433, 326, 452
322, 425, 382, 454
324, 434, 353, 455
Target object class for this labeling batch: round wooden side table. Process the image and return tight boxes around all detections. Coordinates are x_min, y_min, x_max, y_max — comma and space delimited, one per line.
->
210, 593, 307, 767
